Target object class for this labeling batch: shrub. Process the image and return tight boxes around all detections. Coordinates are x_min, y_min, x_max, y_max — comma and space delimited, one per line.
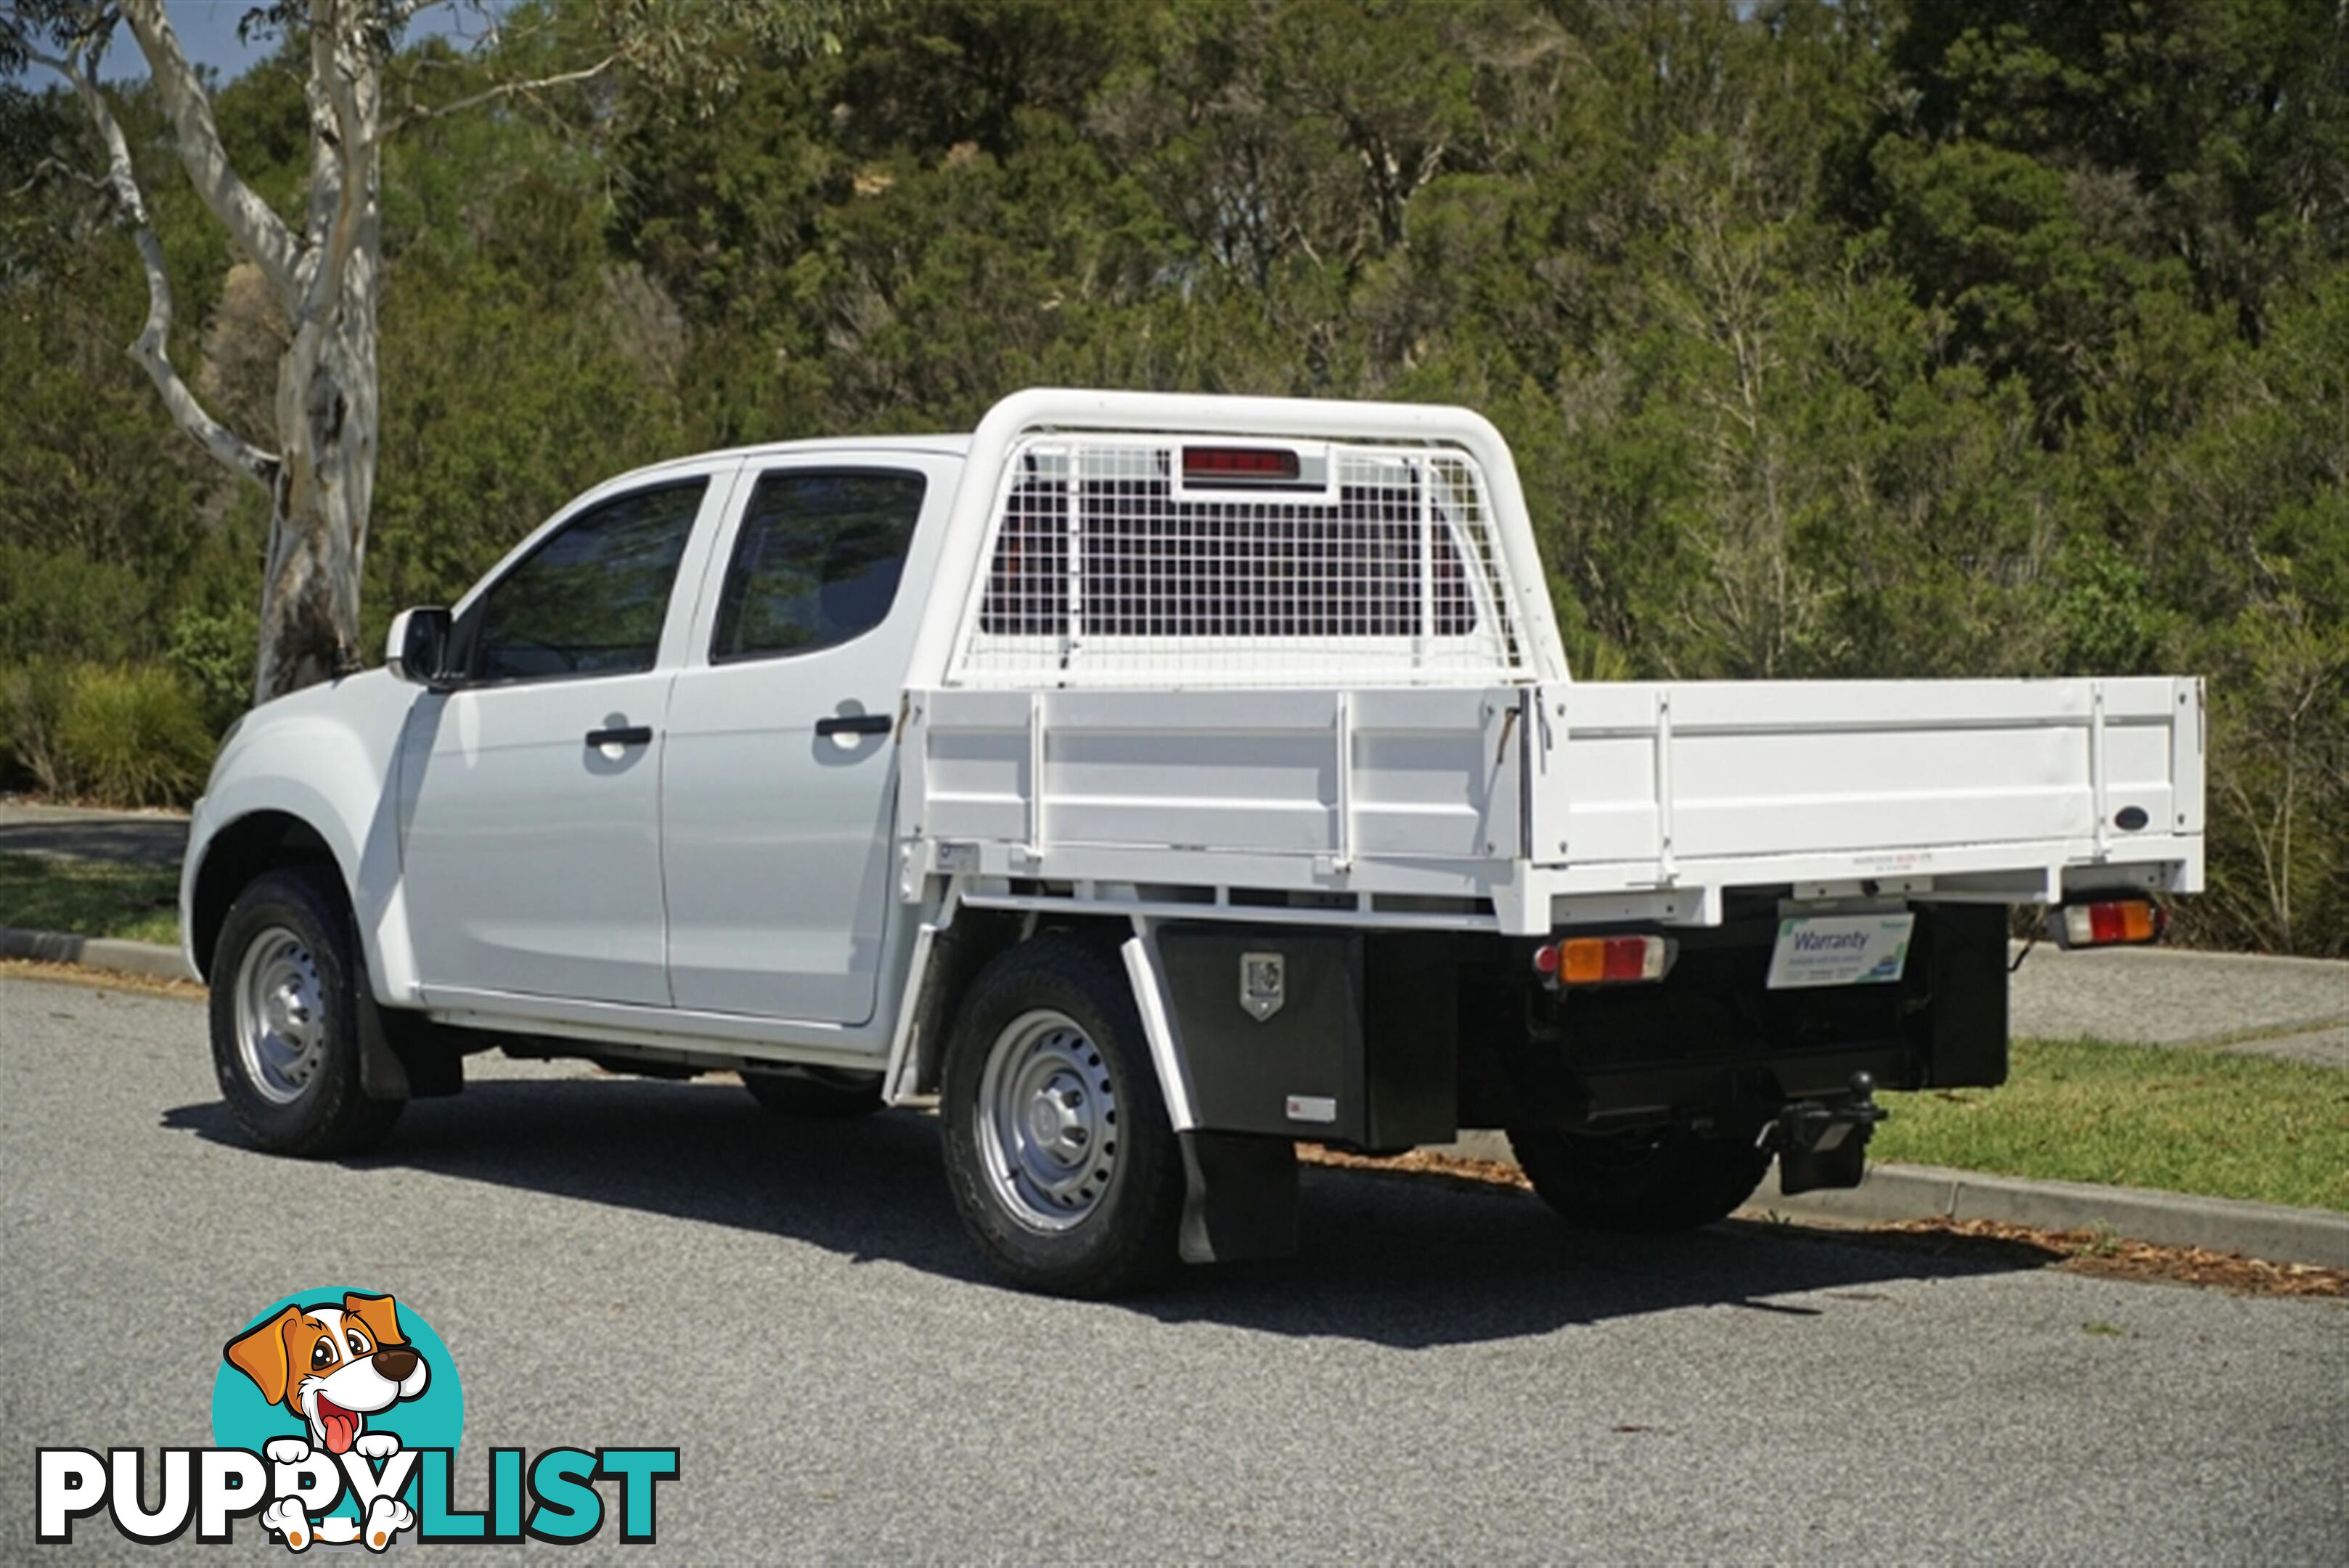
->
52, 663, 213, 808
0, 662, 69, 796
165, 598, 261, 738
0, 545, 146, 669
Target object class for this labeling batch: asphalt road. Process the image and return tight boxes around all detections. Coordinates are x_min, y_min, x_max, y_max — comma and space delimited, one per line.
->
4, 973, 2343, 1564
2008, 943, 2348, 1068
0, 801, 188, 868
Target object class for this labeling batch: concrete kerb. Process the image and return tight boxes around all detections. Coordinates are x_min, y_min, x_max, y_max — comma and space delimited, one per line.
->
0, 925, 196, 982
1442, 1130, 2349, 1271
8, 924, 2343, 1271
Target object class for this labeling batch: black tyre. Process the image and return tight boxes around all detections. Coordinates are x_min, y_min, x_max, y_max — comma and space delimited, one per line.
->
1506, 1124, 1772, 1233
741, 1066, 885, 1119
940, 938, 1185, 1297
209, 866, 404, 1157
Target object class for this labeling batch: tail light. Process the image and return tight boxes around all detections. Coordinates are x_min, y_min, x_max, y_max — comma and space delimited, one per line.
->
2057, 897, 2163, 950
1532, 935, 1674, 987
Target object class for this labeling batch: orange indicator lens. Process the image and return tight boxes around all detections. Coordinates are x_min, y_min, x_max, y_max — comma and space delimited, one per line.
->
1533, 936, 1670, 985
2061, 899, 2161, 947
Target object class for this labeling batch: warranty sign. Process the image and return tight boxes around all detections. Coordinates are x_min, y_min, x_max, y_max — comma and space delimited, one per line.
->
1765, 913, 1916, 990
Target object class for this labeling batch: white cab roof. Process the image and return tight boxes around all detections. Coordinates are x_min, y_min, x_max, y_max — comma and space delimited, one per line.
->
625, 433, 973, 483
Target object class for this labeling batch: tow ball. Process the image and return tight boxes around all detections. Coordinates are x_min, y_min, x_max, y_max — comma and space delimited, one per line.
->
1760, 1071, 1887, 1196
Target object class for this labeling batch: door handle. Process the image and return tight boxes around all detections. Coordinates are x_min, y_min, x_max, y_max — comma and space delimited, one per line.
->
814, 712, 894, 738
584, 724, 654, 748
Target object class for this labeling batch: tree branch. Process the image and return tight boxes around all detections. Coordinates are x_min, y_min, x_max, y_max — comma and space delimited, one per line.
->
299, 70, 344, 266
118, 0, 302, 290
297, 0, 370, 327
7, 154, 109, 201
10, 25, 281, 489
388, 53, 616, 136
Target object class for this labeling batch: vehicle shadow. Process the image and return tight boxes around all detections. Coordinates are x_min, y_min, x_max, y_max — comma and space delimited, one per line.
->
160, 1074, 2057, 1351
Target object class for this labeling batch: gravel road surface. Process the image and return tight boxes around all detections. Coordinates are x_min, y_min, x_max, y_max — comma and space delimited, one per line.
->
4, 973, 2342, 1563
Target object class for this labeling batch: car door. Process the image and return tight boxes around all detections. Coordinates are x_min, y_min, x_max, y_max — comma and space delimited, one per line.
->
660, 459, 949, 1022
398, 470, 728, 1008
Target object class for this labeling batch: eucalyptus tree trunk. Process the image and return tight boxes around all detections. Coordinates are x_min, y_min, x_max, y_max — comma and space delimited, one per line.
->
259, 282, 378, 699
254, 30, 385, 701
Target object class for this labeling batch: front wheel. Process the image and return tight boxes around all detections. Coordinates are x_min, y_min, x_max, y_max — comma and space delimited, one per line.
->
1506, 1124, 1773, 1233
940, 939, 1185, 1297
209, 867, 403, 1157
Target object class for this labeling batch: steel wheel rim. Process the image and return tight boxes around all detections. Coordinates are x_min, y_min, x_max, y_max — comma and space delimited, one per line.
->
976, 1008, 1119, 1233
234, 926, 326, 1105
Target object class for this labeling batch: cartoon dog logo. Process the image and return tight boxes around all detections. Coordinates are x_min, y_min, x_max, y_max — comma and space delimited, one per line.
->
225, 1292, 428, 1551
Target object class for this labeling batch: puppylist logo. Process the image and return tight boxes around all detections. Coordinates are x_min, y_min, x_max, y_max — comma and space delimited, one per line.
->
37, 1289, 678, 1550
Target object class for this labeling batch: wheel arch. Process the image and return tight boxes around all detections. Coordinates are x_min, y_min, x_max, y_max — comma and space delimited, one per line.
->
892, 907, 1132, 1100
181, 670, 421, 997
185, 780, 415, 1005
187, 811, 343, 983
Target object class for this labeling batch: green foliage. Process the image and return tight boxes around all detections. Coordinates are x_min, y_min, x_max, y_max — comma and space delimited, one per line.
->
1, 0, 2343, 950
52, 664, 213, 808
0, 547, 149, 669
0, 662, 69, 796
2052, 542, 2162, 675
165, 599, 263, 739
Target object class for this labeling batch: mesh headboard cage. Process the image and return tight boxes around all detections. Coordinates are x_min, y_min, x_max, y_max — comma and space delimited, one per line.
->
947, 436, 1533, 687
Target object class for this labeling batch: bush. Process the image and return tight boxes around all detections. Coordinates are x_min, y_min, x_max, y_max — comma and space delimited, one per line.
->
0, 662, 68, 796
52, 663, 213, 808
165, 598, 261, 738
0, 545, 147, 669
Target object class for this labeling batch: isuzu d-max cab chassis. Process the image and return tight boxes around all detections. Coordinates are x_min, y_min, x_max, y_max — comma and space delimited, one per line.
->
183, 389, 2204, 1294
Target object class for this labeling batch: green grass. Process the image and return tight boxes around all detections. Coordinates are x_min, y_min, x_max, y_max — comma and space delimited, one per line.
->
1875, 1036, 2349, 1213
0, 852, 181, 946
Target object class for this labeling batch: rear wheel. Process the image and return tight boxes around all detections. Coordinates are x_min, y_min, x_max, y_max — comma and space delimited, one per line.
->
941, 939, 1184, 1297
1506, 1124, 1772, 1233
741, 1066, 884, 1119
209, 867, 404, 1157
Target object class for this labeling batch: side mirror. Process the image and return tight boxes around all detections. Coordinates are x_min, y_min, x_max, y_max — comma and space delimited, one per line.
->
385, 607, 453, 687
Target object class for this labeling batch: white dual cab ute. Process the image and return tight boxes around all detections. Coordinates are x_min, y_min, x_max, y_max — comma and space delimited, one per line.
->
184, 388, 2205, 1295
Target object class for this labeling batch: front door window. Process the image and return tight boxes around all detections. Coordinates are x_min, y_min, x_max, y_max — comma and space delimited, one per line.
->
465, 480, 705, 684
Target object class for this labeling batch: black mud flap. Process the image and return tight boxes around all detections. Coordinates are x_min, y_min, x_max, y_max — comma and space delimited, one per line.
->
352, 989, 412, 1101
354, 992, 465, 1100
1177, 1132, 1299, 1264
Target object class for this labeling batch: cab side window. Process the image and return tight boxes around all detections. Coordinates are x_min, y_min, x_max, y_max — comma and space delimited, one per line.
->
469, 480, 706, 683
711, 470, 928, 663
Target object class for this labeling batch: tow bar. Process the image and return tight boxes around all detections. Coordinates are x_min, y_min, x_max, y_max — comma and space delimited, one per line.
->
1762, 1071, 1887, 1196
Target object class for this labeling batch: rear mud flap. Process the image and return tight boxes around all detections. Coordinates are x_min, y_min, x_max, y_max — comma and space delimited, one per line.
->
1178, 1132, 1299, 1264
